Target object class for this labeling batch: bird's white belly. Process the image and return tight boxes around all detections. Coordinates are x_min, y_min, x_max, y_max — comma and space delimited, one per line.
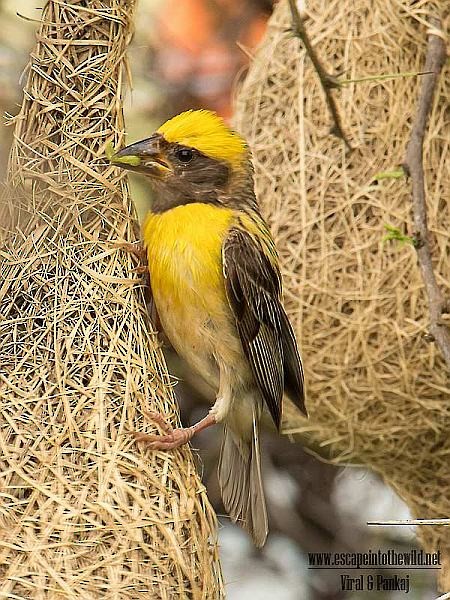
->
158, 297, 220, 388
155, 290, 248, 398
151, 269, 260, 432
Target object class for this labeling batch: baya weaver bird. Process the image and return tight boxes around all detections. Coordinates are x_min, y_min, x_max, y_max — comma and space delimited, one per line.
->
110, 110, 306, 547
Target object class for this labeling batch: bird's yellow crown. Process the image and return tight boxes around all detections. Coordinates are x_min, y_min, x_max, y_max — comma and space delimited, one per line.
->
157, 110, 247, 168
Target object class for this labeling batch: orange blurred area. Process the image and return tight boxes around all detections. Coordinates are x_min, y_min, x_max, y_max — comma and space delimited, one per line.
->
153, 0, 273, 119
159, 0, 216, 53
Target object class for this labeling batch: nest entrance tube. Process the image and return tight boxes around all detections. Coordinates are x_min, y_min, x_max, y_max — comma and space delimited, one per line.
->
235, 0, 450, 590
0, 1, 223, 598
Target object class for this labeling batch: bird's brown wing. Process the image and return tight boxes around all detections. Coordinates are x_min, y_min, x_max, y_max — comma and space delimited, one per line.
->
223, 227, 306, 429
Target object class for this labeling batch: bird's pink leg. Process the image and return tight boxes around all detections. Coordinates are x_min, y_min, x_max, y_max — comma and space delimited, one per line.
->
131, 411, 217, 450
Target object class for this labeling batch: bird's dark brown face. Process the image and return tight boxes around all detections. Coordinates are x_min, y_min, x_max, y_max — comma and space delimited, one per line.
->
112, 133, 231, 201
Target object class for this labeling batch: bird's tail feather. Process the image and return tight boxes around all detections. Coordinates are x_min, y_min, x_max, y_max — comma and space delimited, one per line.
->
218, 407, 268, 547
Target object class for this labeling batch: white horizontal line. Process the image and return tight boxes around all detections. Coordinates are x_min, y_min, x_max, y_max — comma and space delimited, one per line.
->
367, 519, 450, 526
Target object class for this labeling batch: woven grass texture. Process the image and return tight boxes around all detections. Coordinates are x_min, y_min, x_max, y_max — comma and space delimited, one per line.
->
235, 0, 450, 589
0, 1, 223, 598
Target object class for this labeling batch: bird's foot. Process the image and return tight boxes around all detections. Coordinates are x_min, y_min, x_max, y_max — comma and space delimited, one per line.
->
112, 240, 146, 261
112, 240, 148, 279
131, 411, 195, 450
130, 265, 148, 275
130, 410, 217, 451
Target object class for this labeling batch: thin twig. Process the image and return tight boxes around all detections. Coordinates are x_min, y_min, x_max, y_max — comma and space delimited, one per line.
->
402, 18, 449, 369
340, 70, 432, 85
287, 0, 352, 151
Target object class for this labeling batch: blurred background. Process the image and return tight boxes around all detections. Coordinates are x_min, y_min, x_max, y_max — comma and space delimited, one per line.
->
0, 1, 440, 598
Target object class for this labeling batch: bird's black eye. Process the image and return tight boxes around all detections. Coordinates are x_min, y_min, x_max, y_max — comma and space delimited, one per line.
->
176, 148, 194, 163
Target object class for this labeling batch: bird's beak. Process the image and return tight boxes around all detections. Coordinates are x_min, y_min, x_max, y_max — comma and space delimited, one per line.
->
109, 134, 171, 177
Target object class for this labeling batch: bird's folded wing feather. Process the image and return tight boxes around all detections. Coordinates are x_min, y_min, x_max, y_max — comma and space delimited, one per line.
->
222, 225, 306, 429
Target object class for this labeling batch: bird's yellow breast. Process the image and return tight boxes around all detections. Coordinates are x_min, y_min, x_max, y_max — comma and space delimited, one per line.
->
143, 203, 234, 318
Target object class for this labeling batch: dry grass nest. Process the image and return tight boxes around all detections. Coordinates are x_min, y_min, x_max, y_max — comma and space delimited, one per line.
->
0, 1, 223, 598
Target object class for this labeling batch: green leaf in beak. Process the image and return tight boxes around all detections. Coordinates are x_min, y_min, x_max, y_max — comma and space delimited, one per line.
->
105, 141, 141, 167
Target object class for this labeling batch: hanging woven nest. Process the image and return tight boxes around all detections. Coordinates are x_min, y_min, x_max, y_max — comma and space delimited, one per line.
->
0, 1, 223, 597
235, 0, 450, 589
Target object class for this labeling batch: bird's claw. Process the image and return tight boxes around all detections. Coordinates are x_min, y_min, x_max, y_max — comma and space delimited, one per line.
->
130, 265, 148, 275
130, 410, 194, 450
112, 240, 146, 260
131, 428, 194, 450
